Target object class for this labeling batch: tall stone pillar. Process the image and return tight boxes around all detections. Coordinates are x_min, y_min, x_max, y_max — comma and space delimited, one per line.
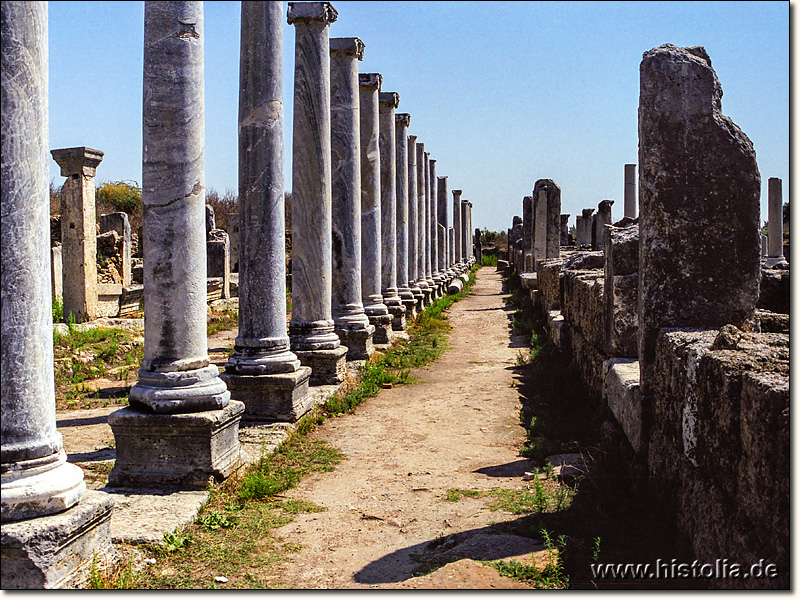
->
437, 176, 451, 277
2, 3, 115, 587
422, 152, 435, 295
394, 114, 416, 318
415, 142, 431, 305
222, 0, 312, 421
460, 200, 469, 264
624, 163, 637, 219
521, 195, 533, 271
560, 214, 570, 246
359, 73, 393, 344
379, 91, 405, 330
109, 0, 244, 488
407, 135, 423, 309
328, 38, 374, 360
51, 147, 103, 323
452, 189, 463, 267
638, 44, 761, 396
429, 158, 442, 294
593, 199, 614, 252
475, 227, 483, 264
577, 208, 594, 248
767, 177, 785, 264
286, 1, 347, 384
533, 178, 561, 261
448, 227, 455, 270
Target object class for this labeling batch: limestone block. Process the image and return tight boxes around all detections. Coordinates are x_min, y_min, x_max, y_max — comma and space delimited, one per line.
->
221, 367, 313, 422
207, 229, 230, 299
119, 284, 143, 318
562, 250, 604, 271
604, 274, 638, 358
757, 267, 789, 315
562, 270, 604, 349
754, 308, 789, 334
568, 327, 606, 399
295, 346, 348, 386
335, 325, 375, 361
519, 272, 537, 290
546, 310, 569, 353
537, 258, 563, 312
99, 212, 132, 286
602, 358, 643, 453
51, 246, 63, 302
96, 283, 122, 318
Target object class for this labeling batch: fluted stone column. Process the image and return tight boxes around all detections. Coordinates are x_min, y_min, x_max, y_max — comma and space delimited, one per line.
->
624, 163, 637, 219
1, 4, 115, 587
359, 73, 392, 344
109, 1, 244, 489
221, 0, 312, 420
51, 147, 103, 323
407, 135, 423, 309
329, 38, 374, 360
395, 114, 416, 318
286, 1, 347, 384
452, 189, 462, 268
415, 142, 431, 305
379, 91, 405, 331
767, 177, 785, 265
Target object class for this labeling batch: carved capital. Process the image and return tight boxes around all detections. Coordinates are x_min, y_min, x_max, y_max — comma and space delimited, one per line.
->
452, 190, 463, 197
379, 91, 400, 108
358, 72, 382, 91
287, 2, 338, 25
51, 147, 105, 177
395, 113, 411, 127
330, 37, 364, 59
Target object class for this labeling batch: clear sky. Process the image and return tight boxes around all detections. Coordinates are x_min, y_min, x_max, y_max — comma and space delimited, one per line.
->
47, 1, 789, 234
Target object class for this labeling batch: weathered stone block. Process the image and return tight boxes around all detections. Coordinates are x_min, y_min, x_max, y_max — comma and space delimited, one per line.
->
369, 313, 394, 345
563, 250, 604, 271
107, 401, 245, 489
757, 267, 789, 315
99, 212, 132, 285
1, 491, 116, 589
602, 358, 643, 453
335, 325, 375, 360
568, 327, 606, 399
295, 346, 348, 386
562, 270, 605, 349
221, 367, 313, 422
546, 310, 569, 353
207, 229, 230, 299
537, 258, 563, 313
604, 274, 638, 358
755, 308, 789, 333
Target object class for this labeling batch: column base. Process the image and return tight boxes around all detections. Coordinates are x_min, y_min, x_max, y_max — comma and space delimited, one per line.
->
401, 298, 418, 321
334, 325, 375, 360
220, 367, 312, 422
107, 401, 245, 489
1, 490, 116, 589
368, 313, 394, 344
421, 287, 432, 308
294, 346, 348, 385
388, 304, 407, 331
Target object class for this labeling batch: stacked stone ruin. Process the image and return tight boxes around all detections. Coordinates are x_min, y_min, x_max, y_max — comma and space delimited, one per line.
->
500, 44, 788, 589
1, 0, 476, 588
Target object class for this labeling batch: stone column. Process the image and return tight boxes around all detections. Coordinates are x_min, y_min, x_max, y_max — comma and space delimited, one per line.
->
437, 176, 451, 277
460, 200, 469, 264
407, 135, 423, 309
109, 1, 244, 488
422, 152, 435, 295
98, 212, 132, 286
228, 211, 239, 271
475, 228, 483, 264
624, 163, 637, 219
359, 73, 393, 343
593, 199, 614, 252
452, 189, 463, 267
560, 214, 570, 246
415, 142, 431, 305
2, 4, 115, 586
286, 1, 347, 384
521, 195, 533, 271
767, 177, 785, 264
429, 158, 442, 294
638, 44, 761, 396
329, 38, 374, 360
221, 0, 312, 421
577, 208, 594, 248
533, 178, 562, 261
394, 114, 416, 318
51, 147, 102, 323
448, 227, 455, 270
379, 91, 405, 331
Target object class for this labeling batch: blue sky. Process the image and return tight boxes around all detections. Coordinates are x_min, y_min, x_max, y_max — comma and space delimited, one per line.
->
47, 1, 789, 233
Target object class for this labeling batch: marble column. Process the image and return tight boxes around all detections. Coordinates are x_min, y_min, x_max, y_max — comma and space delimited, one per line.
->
461, 200, 469, 265
1, 3, 115, 587
521, 194, 533, 271
437, 176, 452, 278
329, 38, 374, 360
594, 199, 614, 252
560, 214, 571, 246
534, 178, 562, 260
452, 189, 463, 268
449, 227, 455, 270
51, 147, 103, 323
407, 135, 423, 309
221, 0, 312, 420
394, 113, 416, 318
415, 142, 431, 305
359, 73, 392, 343
767, 177, 785, 264
429, 158, 443, 294
286, 1, 347, 384
109, 0, 244, 488
624, 163, 637, 219
379, 91, 405, 331
423, 153, 436, 297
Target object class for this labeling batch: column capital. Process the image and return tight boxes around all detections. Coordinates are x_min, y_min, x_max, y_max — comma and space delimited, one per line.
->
358, 72, 382, 91
287, 2, 338, 25
408, 134, 417, 143
438, 175, 448, 182
379, 91, 399, 108
50, 147, 104, 177
429, 158, 436, 165
395, 112, 411, 127
581, 208, 595, 218
452, 189, 463, 197
330, 37, 364, 59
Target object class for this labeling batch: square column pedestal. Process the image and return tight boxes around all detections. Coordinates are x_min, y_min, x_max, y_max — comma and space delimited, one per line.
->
1, 491, 116, 589
369, 313, 394, 345
221, 367, 313, 422
389, 305, 407, 331
335, 326, 376, 361
107, 401, 245, 489
294, 346, 348, 386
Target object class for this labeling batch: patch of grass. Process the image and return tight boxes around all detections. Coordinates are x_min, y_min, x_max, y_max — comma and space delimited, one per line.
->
443, 488, 483, 502
52, 296, 64, 322
481, 254, 498, 267
207, 310, 239, 336
487, 529, 568, 589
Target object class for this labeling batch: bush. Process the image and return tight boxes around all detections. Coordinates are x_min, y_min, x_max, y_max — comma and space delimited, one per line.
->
97, 180, 142, 215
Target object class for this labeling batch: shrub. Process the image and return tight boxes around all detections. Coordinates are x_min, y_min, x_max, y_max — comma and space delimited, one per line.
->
97, 180, 142, 215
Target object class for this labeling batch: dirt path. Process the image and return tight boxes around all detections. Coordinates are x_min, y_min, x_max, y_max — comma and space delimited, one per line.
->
267, 268, 544, 589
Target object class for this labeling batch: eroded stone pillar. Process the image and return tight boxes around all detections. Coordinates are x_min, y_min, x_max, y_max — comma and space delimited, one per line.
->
577, 208, 594, 248
638, 44, 761, 396
379, 91, 405, 330
407, 135, 423, 309
533, 179, 561, 262
448, 227, 455, 270
415, 142, 431, 304
767, 177, 785, 264
452, 189, 463, 267
359, 73, 392, 343
51, 147, 102, 323
624, 163, 637, 219
286, 1, 347, 384
221, 0, 312, 420
109, 1, 244, 489
560, 214, 570, 246
395, 114, 416, 318
593, 199, 614, 252
522, 195, 533, 271
329, 38, 374, 360
460, 199, 469, 264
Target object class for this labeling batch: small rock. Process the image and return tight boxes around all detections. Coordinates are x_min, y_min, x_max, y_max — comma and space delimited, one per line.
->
214, 576, 228, 583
